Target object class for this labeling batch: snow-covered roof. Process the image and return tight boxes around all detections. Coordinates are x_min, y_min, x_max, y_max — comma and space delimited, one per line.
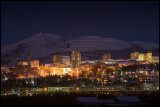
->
116, 96, 141, 102
100, 99, 115, 104
76, 97, 101, 103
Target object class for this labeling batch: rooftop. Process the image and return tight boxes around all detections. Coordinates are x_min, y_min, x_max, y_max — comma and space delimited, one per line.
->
76, 97, 102, 103
116, 96, 141, 102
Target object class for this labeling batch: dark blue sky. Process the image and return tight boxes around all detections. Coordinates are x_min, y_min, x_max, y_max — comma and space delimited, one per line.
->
1, 1, 159, 46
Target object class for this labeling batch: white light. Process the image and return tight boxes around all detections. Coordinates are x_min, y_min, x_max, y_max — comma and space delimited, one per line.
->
4, 77, 8, 81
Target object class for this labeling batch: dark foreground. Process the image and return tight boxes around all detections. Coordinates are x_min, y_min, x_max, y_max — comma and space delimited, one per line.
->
1, 92, 159, 106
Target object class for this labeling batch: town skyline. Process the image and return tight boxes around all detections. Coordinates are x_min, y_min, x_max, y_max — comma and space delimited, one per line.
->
1, 1, 159, 106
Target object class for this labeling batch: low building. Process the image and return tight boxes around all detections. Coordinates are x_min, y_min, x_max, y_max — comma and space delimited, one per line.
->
44, 64, 53, 67
100, 99, 117, 106
115, 96, 141, 106
74, 97, 102, 106
95, 86, 125, 91
16, 61, 29, 67
152, 56, 159, 63
31, 60, 39, 67
9, 67, 39, 78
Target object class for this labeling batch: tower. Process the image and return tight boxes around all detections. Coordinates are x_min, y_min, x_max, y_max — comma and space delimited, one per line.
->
102, 53, 111, 60
53, 54, 62, 67
27, 50, 31, 66
71, 48, 81, 67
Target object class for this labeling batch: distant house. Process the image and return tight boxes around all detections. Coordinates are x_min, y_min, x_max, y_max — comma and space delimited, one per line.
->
74, 97, 102, 106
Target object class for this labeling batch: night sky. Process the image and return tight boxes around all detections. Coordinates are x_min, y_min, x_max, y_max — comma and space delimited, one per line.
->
1, 1, 159, 46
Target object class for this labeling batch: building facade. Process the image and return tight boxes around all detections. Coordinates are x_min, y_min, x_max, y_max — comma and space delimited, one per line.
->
131, 52, 139, 60
53, 55, 62, 67
31, 60, 39, 67
16, 61, 29, 67
138, 52, 152, 62
152, 56, 159, 63
102, 53, 111, 60
71, 49, 81, 67
62, 56, 71, 66
146, 52, 152, 62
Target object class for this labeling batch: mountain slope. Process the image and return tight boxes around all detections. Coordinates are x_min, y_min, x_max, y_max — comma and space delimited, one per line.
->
1, 33, 65, 66
130, 41, 159, 49
1, 33, 159, 66
62, 36, 159, 51
65, 36, 132, 51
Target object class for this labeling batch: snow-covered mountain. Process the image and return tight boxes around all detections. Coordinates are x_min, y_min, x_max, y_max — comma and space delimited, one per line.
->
130, 41, 159, 49
1, 33, 159, 66
66, 36, 133, 51
1, 33, 66, 66
2, 33, 65, 56
65, 36, 159, 51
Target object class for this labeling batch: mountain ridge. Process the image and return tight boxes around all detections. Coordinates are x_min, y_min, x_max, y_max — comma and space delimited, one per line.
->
1, 33, 159, 66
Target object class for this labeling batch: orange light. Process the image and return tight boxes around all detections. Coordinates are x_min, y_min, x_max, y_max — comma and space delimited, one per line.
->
44, 88, 47, 91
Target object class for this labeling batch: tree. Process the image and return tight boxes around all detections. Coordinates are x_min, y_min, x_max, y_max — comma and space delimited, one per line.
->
96, 71, 102, 81
88, 71, 94, 80
92, 64, 101, 78
79, 70, 87, 79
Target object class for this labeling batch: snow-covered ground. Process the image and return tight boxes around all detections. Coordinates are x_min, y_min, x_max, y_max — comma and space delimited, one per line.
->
1, 33, 159, 66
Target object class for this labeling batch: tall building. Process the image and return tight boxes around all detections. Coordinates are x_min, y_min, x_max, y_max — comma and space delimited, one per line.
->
62, 56, 71, 66
138, 53, 144, 61
131, 52, 139, 60
53, 55, 62, 67
31, 60, 39, 67
27, 51, 31, 66
71, 48, 81, 67
138, 52, 152, 62
102, 53, 111, 60
146, 52, 152, 62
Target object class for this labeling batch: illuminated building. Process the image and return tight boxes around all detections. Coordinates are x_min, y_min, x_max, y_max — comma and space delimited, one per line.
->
16, 51, 33, 67
31, 60, 39, 67
62, 56, 71, 66
71, 48, 81, 67
138, 53, 144, 61
146, 52, 152, 62
131, 52, 139, 60
62, 67, 72, 74
51, 67, 72, 76
9, 67, 39, 78
53, 55, 62, 67
152, 56, 159, 63
44, 64, 52, 67
16, 61, 28, 67
102, 53, 111, 60
138, 52, 152, 62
